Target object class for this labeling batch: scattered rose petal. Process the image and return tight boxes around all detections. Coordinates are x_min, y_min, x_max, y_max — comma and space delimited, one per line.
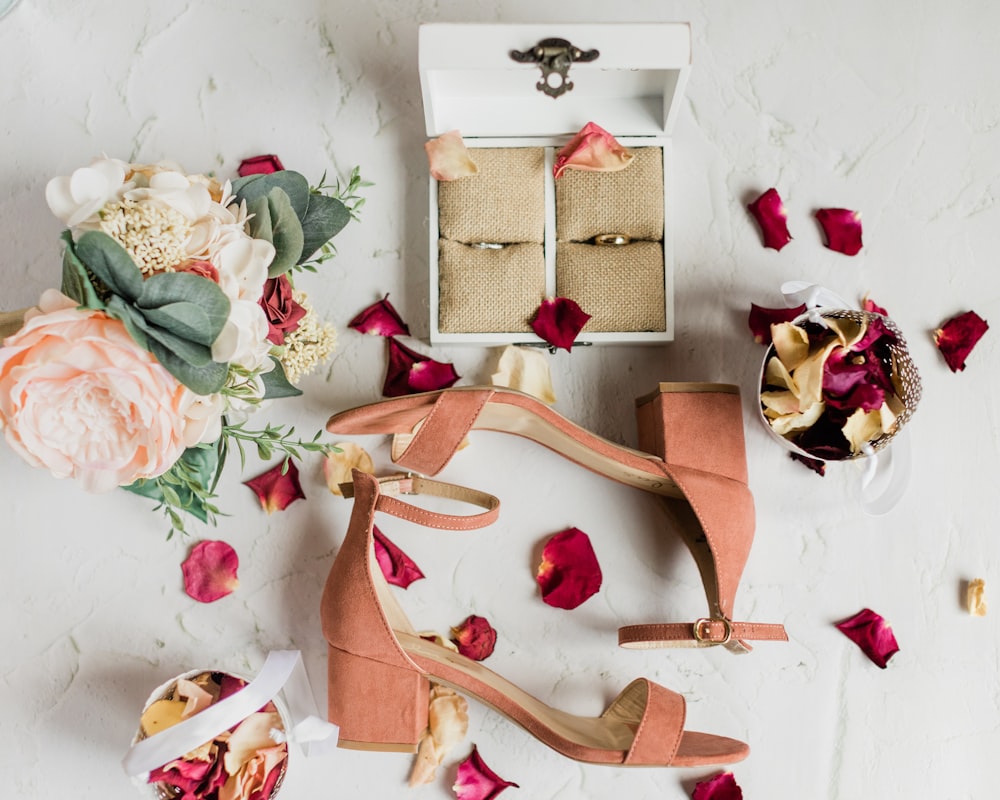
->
426, 130, 479, 181
373, 525, 425, 589
490, 345, 556, 404
747, 188, 792, 251
862, 295, 889, 317
451, 615, 497, 661
182, 540, 240, 603
790, 451, 826, 476
409, 684, 470, 787
692, 771, 743, 800
933, 310, 989, 372
244, 460, 305, 513
238, 154, 284, 176
815, 207, 863, 255
323, 442, 375, 496
348, 294, 411, 337
536, 527, 602, 610
835, 608, 900, 668
530, 297, 591, 351
552, 121, 634, 179
748, 303, 806, 345
967, 578, 987, 617
453, 745, 518, 800
384, 338, 460, 397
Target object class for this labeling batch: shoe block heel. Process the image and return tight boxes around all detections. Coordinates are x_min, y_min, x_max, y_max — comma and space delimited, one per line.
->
635, 382, 748, 484
327, 644, 430, 752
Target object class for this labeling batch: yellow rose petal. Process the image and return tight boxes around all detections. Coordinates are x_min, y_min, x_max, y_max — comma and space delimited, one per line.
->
770, 400, 825, 437
323, 443, 374, 496
771, 322, 810, 372
967, 578, 987, 617
842, 407, 884, 454
140, 698, 187, 736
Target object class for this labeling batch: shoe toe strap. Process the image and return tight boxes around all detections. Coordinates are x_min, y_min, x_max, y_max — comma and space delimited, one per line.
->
618, 619, 788, 653
603, 678, 685, 766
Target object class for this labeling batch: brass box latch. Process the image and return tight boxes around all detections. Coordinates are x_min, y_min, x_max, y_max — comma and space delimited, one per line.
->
510, 38, 599, 99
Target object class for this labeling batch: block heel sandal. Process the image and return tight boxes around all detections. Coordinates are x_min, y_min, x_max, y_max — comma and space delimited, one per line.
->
326, 384, 787, 654
321, 470, 750, 767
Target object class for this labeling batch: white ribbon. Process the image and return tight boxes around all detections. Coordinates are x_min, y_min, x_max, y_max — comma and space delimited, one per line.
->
123, 650, 338, 778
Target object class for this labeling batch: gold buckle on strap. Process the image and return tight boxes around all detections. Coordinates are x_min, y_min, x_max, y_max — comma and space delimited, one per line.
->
693, 617, 734, 645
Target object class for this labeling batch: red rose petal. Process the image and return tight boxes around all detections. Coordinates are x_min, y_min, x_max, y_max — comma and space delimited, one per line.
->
747, 188, 792, 251
790, 451, 826, 476
692, 772, 743, 800
536, 527, 602, 610
453, 745, 518, 800
181, 540, 239, 603
259, 274, 307, 345
348, 294, 411, 338
862, 296, 889, 317
244, 460, 305, 514
373, 525, 425, 588
530, 297, 591, 352
835, 607, 900, 669
816, 207, 863, 256
238, 155, 285, 176
933, 310, 989, 372
450, 615, 497, 661
748, 303, 807, 345
384, 338, 460, 397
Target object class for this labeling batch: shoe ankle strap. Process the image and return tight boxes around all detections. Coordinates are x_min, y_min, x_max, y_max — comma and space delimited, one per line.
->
617, 619, 788, 654
340, 472, 500, 530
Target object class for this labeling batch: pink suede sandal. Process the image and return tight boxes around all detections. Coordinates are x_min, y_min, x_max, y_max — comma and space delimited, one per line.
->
322, 470, 750, 766
327, 383, 787, 653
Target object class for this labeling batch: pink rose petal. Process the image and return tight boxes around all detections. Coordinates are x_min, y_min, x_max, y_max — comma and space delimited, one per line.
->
348, 294, 411, 337
451, 615, 497, 661
747, 188, 793, 251
426, 130, 479, 181
790, 451, 826, 476
748, 303, 807, 345
530, 297, 591, 352
384, 338, 460, 397
453, 745, 518, 800
552, 121, 633, 179
373, 525, 425, 589
692, 771, 743, 800
862, 295, 889, 317
238, 155, 285, 176
933, 310, 989, 372
835, 607, 900, 669
816, 207, 863, 256
181, 540, 239, 603
536, 527, 602, 610
244, 460, 305, 514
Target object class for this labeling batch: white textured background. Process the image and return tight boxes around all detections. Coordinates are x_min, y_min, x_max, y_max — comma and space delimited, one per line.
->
1, 1, 996, 798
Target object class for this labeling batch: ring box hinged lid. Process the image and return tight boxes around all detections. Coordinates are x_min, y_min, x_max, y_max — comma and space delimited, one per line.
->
420, 22, 691, 346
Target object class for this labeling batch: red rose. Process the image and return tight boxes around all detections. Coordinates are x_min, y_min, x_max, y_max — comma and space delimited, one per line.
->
238, 154, 285, 176
260, 275, 306, 345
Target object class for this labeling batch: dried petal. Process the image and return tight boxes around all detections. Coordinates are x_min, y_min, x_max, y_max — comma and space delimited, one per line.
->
835, 608, 900, 668
453, 745, 518, 800
771, 321, 810, 371
967, 578, 987, 617
348, 294, 411, 337
426, 130, 479, 181
692, 771, 744, 800
244, 460, 305, 514
450, 615, 497, 661
223, 711, 285, 775
238, 155, 284, 176
140, 698, 188, 735
790, 451, 826, 476
748, 303, 806, 345
182, 540, 240, 603
530, 297, 591, 352
747, 188, 793, 251
373, 525, 425, 589
490, 345, 556, 404
409, 684, 470, 787
552, 121, 634, 179
384, 338, 461, 397
933, 310, 989, 372
536, 527, 603, 610
323, 443, 374, 496
176, 677, 215, 718
862, 295, 889, 317
815, 207, 863, 256
841, 407, 885, 454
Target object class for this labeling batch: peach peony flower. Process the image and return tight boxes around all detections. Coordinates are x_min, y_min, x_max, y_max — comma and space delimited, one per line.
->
0, 290, 195, 492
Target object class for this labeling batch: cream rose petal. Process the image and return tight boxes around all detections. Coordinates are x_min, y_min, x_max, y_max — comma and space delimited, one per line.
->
967, 579, 987, 616
323, 443, 375, 496
176, 678, 215, 718
764, 354, 798, 393
490, 345, 556, 405
842, 407, 884, 454
409, 684, 470, 786
425, 130, 479, 181
771, 322, 810, 372
761, 390, 802, 416
770, 400, 826, 437
222, 711, 284, 775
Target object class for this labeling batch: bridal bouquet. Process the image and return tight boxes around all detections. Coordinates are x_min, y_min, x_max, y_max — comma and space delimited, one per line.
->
0, 156, 364, 535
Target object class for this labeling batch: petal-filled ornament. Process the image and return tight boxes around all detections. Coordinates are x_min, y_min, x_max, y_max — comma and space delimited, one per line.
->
348, 294, 411, 338
373, 525, 425, 589
933, 310, 989, 372
237, 155, 284, 176
426, 130, 479, 181
815, 207, 863, 255
530, 297, 591, 352
552, 121, 634, 179
409, 684, 470, 787
453, 745, 519, 800
747, 188, 792, 251
748, 303, 806, 345
244, 460, 305, 514
692, 772, 743, 800
451, 615, 497, 661
490, 345, 556, 405
536, 528, 603, 610
835, 607, 900, 668
322, 443, 374, 496
790, 451, 826, 476
182, 540, 240, 603
384, 338, 461, 397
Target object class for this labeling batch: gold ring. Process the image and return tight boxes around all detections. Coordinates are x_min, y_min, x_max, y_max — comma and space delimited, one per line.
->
471, 242, 505, 250
594, 233, 631, 246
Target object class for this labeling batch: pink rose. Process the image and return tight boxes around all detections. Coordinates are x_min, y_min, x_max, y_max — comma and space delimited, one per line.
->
259, 275, 306, 345
0, 291, 193, 492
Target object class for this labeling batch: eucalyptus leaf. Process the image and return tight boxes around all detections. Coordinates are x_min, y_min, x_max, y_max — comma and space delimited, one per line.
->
105, 296, 150, 350
299, 193, 350, 263
232, 171, 310, 219
244, 196, 274, 245
265, 188, 305, 277
260, 357, 303, 399
137, 272, 230, 344
143, 323, 215, 366
75, 231, 144, 302
148, 340, 229, 394
60, 232, 105, 309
